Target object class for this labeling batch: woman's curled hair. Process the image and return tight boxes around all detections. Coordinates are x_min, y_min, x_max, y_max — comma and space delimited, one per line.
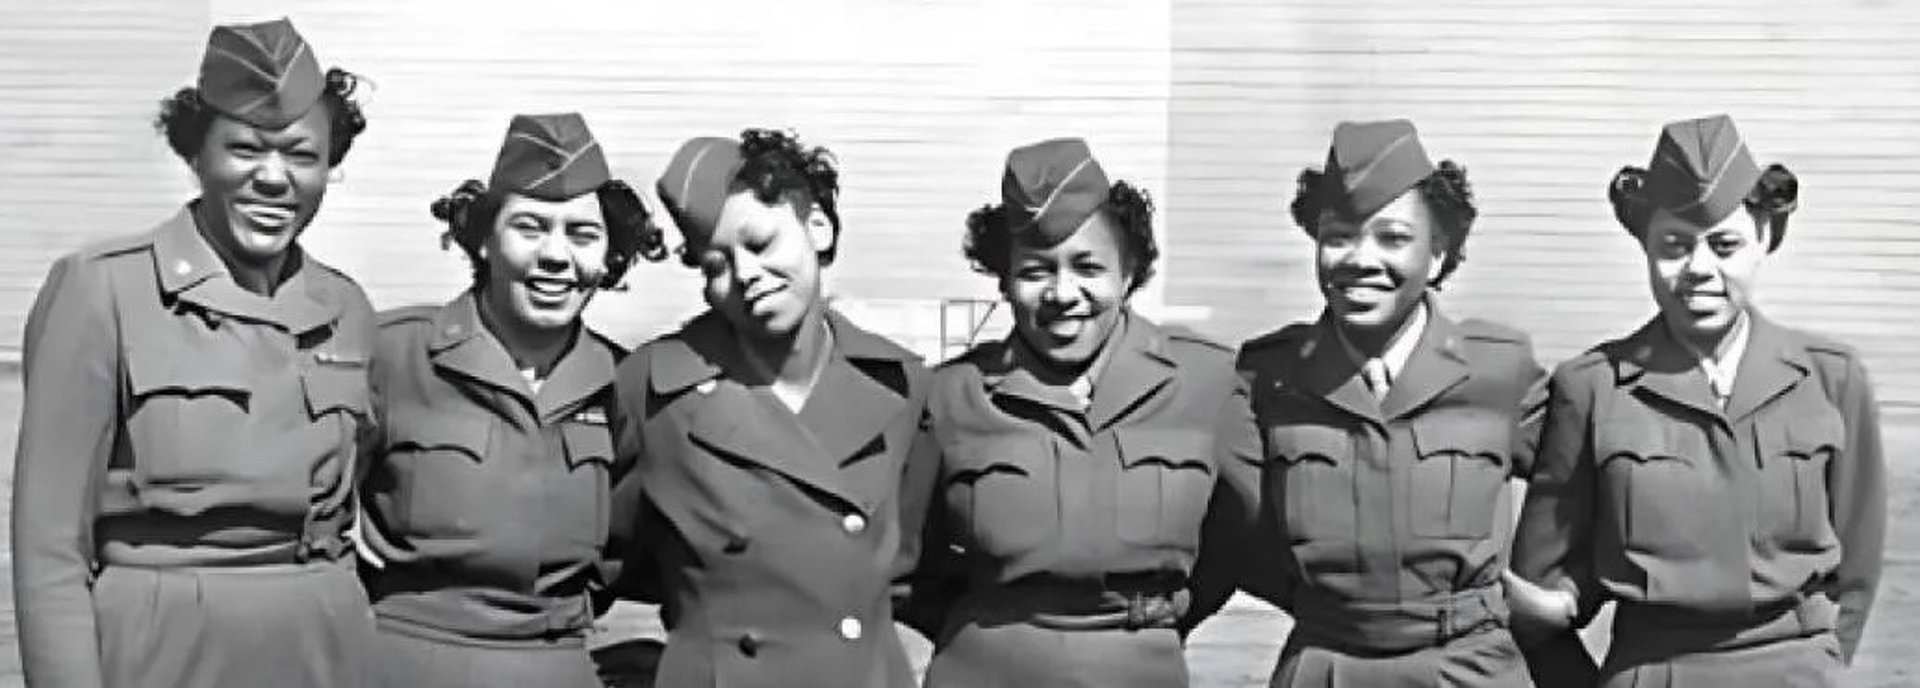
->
1290, 160, 1477, 287
693, 128, 842, 267
963, 180, 1160, 295
1608, 162, 1797, 252
155, 68, 369, 165
431, 179, 668, 288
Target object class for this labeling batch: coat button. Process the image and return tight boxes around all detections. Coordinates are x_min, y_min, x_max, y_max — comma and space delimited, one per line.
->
173, 259, 192, 276
838, 616, 862, 641
841, 513, 866, 535
737, 633, 759, 657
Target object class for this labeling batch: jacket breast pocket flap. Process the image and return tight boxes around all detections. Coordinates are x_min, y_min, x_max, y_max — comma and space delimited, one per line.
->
561, 421, 615, 470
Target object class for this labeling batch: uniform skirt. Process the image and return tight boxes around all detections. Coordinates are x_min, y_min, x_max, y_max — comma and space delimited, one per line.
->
1270, 626, 1532, 688
91, 559, 374, 688
1599, 599, 1845, 688
924, 620, 1187, 688
368, 618, 601, 688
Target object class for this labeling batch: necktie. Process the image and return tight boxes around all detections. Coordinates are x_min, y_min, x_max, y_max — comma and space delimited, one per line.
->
1363, 358, 1392, 401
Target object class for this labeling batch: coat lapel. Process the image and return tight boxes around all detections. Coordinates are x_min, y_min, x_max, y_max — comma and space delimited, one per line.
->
536, 329, 618, 424
1381, 309, 1470, 420
653, 311, 911, 511
1087, 312, 1176, 431
1723, 313, 1810, 425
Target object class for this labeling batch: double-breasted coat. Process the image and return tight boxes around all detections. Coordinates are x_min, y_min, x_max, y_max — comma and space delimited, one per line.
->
1231, 302, 1546, 687
357, 292, 624, 687
1511, 313, 1885, 687
901, 311, 1262, 688
11, 207, 377, 688
605, 309, 930, 688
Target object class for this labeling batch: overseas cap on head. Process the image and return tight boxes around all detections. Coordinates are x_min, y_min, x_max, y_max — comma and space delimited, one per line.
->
1643, 114, 1761, 228
196, 18, 325, 129
655, 136, 744, 248
1318, 119, 1436, 222
1001, 138, 1112, 246
488, 113, 610, 201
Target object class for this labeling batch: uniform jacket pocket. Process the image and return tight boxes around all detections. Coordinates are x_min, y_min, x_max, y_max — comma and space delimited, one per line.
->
1268, 424, 1355, 543
558, 420, 616, 551
1596, 420, 1708, 559
1112, 426, 1215, 549
1408, 412, 1511, 540
943, 432, 1055, 557
1766, 408, 1844, 550
123, 344, 252, 482
386, 411, 493, 537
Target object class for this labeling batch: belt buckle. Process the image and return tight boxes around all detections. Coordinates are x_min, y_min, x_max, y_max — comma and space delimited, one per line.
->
1122, 588, 1148, 630
1436, 600, 1456, 643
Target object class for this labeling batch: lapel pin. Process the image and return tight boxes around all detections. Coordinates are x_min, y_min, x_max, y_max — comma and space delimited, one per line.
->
573, 408, 608, 426
695, 379, 718, 395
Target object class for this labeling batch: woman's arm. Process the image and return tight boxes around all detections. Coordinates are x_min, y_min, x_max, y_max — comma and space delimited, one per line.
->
1824, 351, 1886, 663
12, 254, 117, 688
1182, 374, 1263, 636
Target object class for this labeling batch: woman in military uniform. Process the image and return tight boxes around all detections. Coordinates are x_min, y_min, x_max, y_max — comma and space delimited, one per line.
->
11, 19, 376, 688
355, 113, 666, 687
897, 138, 1261, 687
603, 129, 931, 688
1510, 114, 1886, 688
1229, 120, 1547, 687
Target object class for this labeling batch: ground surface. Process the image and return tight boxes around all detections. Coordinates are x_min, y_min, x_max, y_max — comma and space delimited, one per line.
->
0, 373, 1912, 687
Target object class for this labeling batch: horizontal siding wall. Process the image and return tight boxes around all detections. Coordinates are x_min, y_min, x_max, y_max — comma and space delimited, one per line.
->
1168, 0, 1920, 409
0, 0, 208, 346
203, 0, 1171, 358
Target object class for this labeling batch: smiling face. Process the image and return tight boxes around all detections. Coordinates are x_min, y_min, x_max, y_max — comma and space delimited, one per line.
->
1643, 206, 1767, 349
191, 107, 333, 266
1316, 189, 1444, 341
1003, 210, 1133, 370
697, 191, 833, 340
480, 192, 609, 333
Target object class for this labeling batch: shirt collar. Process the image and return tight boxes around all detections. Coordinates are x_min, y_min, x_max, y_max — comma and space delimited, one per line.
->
1681, 310, 1752, 399
1335, 298, 1429, 381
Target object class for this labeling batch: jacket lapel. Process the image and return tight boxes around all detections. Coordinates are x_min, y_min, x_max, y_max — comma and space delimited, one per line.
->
1614, 318, 1723, 422
154, 206, 339, 337
1087, 311, 1176, 431
1723, 313, 1809, 425
536, 329, 618, 424
1381, 309, 1470, 420
428, 292, 535, 415
1290, 314, 1383, 427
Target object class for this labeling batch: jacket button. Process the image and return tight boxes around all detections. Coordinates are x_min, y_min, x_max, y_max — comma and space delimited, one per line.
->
841, 513, 866, 535
838, 616, 862, 641
737, 633, 759, 657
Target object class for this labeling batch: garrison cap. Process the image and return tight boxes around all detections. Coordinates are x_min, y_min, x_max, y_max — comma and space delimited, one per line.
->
1001, 138, 1112, 245
1643, 114, 1761, 229
1318, 119, 1436, 222
196, 18, 325, 129
656, 136, 744, 246
488, 113, 610, 201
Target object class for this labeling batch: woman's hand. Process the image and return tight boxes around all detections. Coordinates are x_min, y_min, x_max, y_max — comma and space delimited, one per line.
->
1502, 569, 1576, 645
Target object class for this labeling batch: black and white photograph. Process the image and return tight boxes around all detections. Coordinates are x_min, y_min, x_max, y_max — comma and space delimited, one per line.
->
0, 0, 1914, 686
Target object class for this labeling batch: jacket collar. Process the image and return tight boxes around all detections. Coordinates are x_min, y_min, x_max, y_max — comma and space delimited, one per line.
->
982, 309, 1177, 429
152, 204, 338, 335
429, 290, 617, 422
1613, 310, 1809, 424
1296, 295, 1469, 424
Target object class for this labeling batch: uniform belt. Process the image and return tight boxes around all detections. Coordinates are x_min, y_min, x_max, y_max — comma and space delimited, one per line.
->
1289, 584, 1507, 653
94, 510, 351, 568
956, 571, 1190, 632
1610, 594, 1836, 658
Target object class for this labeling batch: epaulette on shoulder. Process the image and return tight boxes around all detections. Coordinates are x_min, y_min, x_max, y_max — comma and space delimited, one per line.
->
74, 231, 156, 262
1456, 318, 1529, 345
1163, 325, 1233, 354
376, 304, 438, 329
1556, 345, 1613, 376
1800, 332, 1858, 360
